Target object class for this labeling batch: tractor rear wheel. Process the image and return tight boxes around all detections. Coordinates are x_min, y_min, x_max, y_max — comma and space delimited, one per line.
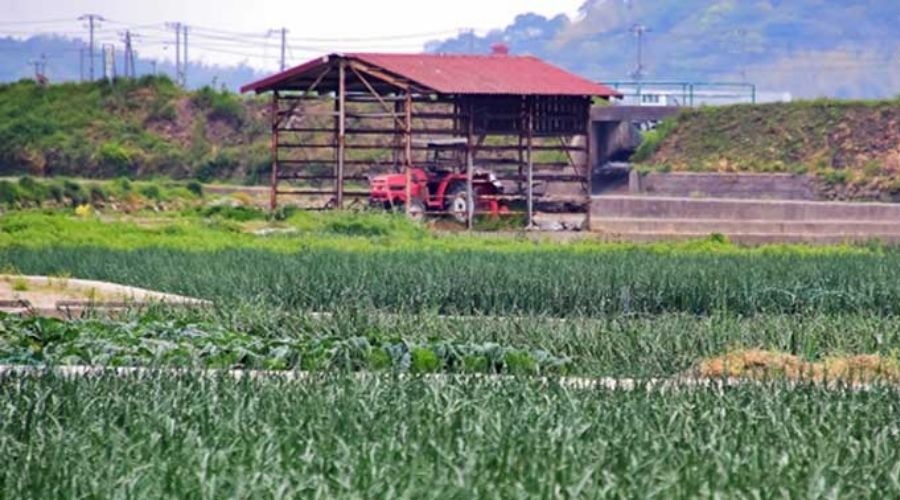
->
445, 184, 470, 224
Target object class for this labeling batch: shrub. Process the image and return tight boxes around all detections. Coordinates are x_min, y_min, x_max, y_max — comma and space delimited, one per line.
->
47, 183, 64, 204
138, 184, 162, 201
0, 181, 20, 207
62, 180, 85, 206
196, 150, 239, 182
192, 86, 245, 127
112, 177, 132, 194
199, 205, 266, 222
821, 167, 850, 186
96, 142, 133, 177
632, 118, 679, 162
185, 180, 203, 197
17, 176, 48, 205
146, 98, 177, 123
89, 185, 108, 204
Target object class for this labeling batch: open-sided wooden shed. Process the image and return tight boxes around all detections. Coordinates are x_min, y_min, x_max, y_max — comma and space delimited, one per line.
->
241, 50, 620, 227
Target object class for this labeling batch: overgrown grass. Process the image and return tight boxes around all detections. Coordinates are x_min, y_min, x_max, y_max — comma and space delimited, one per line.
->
3, 374, 900, 498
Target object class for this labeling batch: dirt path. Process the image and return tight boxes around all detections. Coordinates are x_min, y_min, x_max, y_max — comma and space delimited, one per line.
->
0, 275, 211, 317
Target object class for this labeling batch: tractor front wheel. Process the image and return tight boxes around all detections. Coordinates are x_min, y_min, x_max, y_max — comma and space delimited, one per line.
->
394, 197, 426, 222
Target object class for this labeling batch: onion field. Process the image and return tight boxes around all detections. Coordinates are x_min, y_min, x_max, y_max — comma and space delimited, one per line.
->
4, 374, 900, 498
3, 214, 900, 497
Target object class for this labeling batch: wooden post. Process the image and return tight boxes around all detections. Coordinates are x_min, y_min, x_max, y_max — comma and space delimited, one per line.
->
336, 60, 346, 209
584, 99, 593, 230
404, 91, 413, 216
269, 91, 279, 212
466, 100, 475, 229
526, 97, 534, 229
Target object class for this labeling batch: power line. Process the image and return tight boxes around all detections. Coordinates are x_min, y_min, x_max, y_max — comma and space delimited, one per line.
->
0, 18, 75, 27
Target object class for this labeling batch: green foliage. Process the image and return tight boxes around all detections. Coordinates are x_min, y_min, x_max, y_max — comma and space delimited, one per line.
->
96, 142, 134, 177
0, 79, 266, 181
410, 347, 441, 373
196, 149, 238, 183
192, 86, 245, 126
0, 313, 570, 375
138, 184, 162, 201
185, 180, 203, 197
820, 167, 849, 186
632, 117, 679, 162
0, 180, 21, 207
197, 204, 267, 222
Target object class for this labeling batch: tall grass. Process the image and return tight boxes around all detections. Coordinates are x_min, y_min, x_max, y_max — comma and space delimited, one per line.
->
3, 374, 899, 498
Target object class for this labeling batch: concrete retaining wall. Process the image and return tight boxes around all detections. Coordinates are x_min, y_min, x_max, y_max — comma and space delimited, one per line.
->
590, 195, 900, 244
628, 172, 816, 200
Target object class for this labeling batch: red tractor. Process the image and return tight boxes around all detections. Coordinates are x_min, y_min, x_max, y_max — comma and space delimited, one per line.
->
369, 140, 505, 223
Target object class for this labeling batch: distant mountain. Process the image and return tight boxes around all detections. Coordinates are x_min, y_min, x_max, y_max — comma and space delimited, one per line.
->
426, 0, 900, 99
0, 35, 266, 91
2, 1, 898, 99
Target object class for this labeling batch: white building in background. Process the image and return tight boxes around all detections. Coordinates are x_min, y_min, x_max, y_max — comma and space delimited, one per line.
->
609, 81, 793, 107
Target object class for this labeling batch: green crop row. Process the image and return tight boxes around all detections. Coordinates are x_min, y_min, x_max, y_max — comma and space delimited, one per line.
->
4, 309, 900, 379
3, 243, 899, 316
0, 313, 570, 375
3, 374, 899, 498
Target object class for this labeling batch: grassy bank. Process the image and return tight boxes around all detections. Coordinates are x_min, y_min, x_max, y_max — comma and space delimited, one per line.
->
0, 77, 270, 181
636, 99, 900, 200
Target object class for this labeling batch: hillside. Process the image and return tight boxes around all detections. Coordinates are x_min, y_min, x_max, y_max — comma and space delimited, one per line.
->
428, 0, 900, 99
0, 77, 271, 182
635, 99, 900, 201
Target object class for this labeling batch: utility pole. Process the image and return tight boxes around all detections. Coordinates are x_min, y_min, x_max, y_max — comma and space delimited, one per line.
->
268, 28, 289, 71
166, 22, 182, 84
79, 14, 104, 81
279, 27, 287, 71
182, 25, 188, 86
79, 47, 85, 82
150, 60, 157, 76
629, 24, 650, 81
122, 30, 136, 78
30, 54, 47, 81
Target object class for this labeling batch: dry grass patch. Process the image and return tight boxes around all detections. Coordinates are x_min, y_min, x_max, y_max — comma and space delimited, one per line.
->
691, 349, 900, 384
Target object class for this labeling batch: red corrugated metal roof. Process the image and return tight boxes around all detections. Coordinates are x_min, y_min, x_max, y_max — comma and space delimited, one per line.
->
241, 53, 621, 98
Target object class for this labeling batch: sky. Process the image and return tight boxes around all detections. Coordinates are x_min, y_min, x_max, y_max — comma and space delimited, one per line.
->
1, 0, 585, 69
